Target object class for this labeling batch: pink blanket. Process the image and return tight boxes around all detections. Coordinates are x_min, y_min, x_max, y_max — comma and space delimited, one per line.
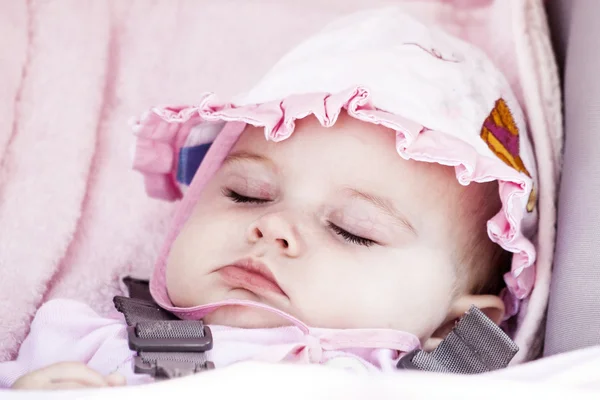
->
0, 0, 561, 367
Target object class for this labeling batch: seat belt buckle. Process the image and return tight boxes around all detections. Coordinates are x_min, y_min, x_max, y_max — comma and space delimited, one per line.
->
133, 357, 215, 379
127, 323, 213, 353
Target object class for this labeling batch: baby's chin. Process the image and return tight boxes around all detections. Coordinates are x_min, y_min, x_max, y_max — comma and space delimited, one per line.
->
203, 305, 293, 329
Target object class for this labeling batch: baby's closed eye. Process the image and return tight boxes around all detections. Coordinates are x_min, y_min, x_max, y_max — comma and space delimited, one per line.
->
327, 222, 377, 247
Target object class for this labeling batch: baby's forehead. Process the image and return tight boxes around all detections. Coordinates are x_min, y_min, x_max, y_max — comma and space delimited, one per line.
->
237, 114, 403, 166
234, 116, 476, 206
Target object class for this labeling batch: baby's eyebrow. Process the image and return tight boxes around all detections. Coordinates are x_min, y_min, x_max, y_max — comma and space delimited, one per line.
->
346, 188, 417, 236
223, 151, 274, 168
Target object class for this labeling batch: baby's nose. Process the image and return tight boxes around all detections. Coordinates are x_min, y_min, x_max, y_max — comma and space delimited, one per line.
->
247, 214, 302, 257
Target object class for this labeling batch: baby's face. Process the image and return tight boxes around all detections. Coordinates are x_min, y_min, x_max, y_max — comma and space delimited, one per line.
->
167, 115, 482, 343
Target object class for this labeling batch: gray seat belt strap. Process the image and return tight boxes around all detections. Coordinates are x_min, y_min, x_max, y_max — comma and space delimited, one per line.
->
114, 278, 214, 379
116, 279, 516, 376
397, 306, 519, 374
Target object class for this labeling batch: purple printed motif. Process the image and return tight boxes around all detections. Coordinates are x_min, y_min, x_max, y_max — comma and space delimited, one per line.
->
483, 118, 520, 156
480, 98, 535, 213
480, 98, 531, 178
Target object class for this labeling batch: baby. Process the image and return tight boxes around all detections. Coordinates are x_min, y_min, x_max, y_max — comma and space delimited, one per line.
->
168, 115, 508, 337
3, 8, 537, 390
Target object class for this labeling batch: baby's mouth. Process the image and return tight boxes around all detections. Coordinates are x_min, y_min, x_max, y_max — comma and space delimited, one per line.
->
217, 257, 287, 298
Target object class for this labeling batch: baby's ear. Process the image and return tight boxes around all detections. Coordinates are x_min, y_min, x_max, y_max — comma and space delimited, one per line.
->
422, 294, 505, 352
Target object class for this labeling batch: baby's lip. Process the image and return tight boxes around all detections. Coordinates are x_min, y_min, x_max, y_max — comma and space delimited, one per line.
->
218, 258, 287, 298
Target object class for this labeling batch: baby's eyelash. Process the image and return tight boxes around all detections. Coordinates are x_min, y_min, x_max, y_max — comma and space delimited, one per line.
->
328, 222, 376, 247
223, 189, 268, 204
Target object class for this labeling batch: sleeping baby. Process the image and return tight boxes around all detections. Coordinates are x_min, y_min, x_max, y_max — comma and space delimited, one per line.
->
3, 8, 537, 390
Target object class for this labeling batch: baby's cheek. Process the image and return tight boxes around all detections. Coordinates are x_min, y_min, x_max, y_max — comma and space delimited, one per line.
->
165, 218, 217, 304
385, 250, 456, 331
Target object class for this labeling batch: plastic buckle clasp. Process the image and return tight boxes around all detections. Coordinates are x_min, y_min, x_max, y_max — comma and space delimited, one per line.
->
127, 323, 213, 353
133, 357, 215, 379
